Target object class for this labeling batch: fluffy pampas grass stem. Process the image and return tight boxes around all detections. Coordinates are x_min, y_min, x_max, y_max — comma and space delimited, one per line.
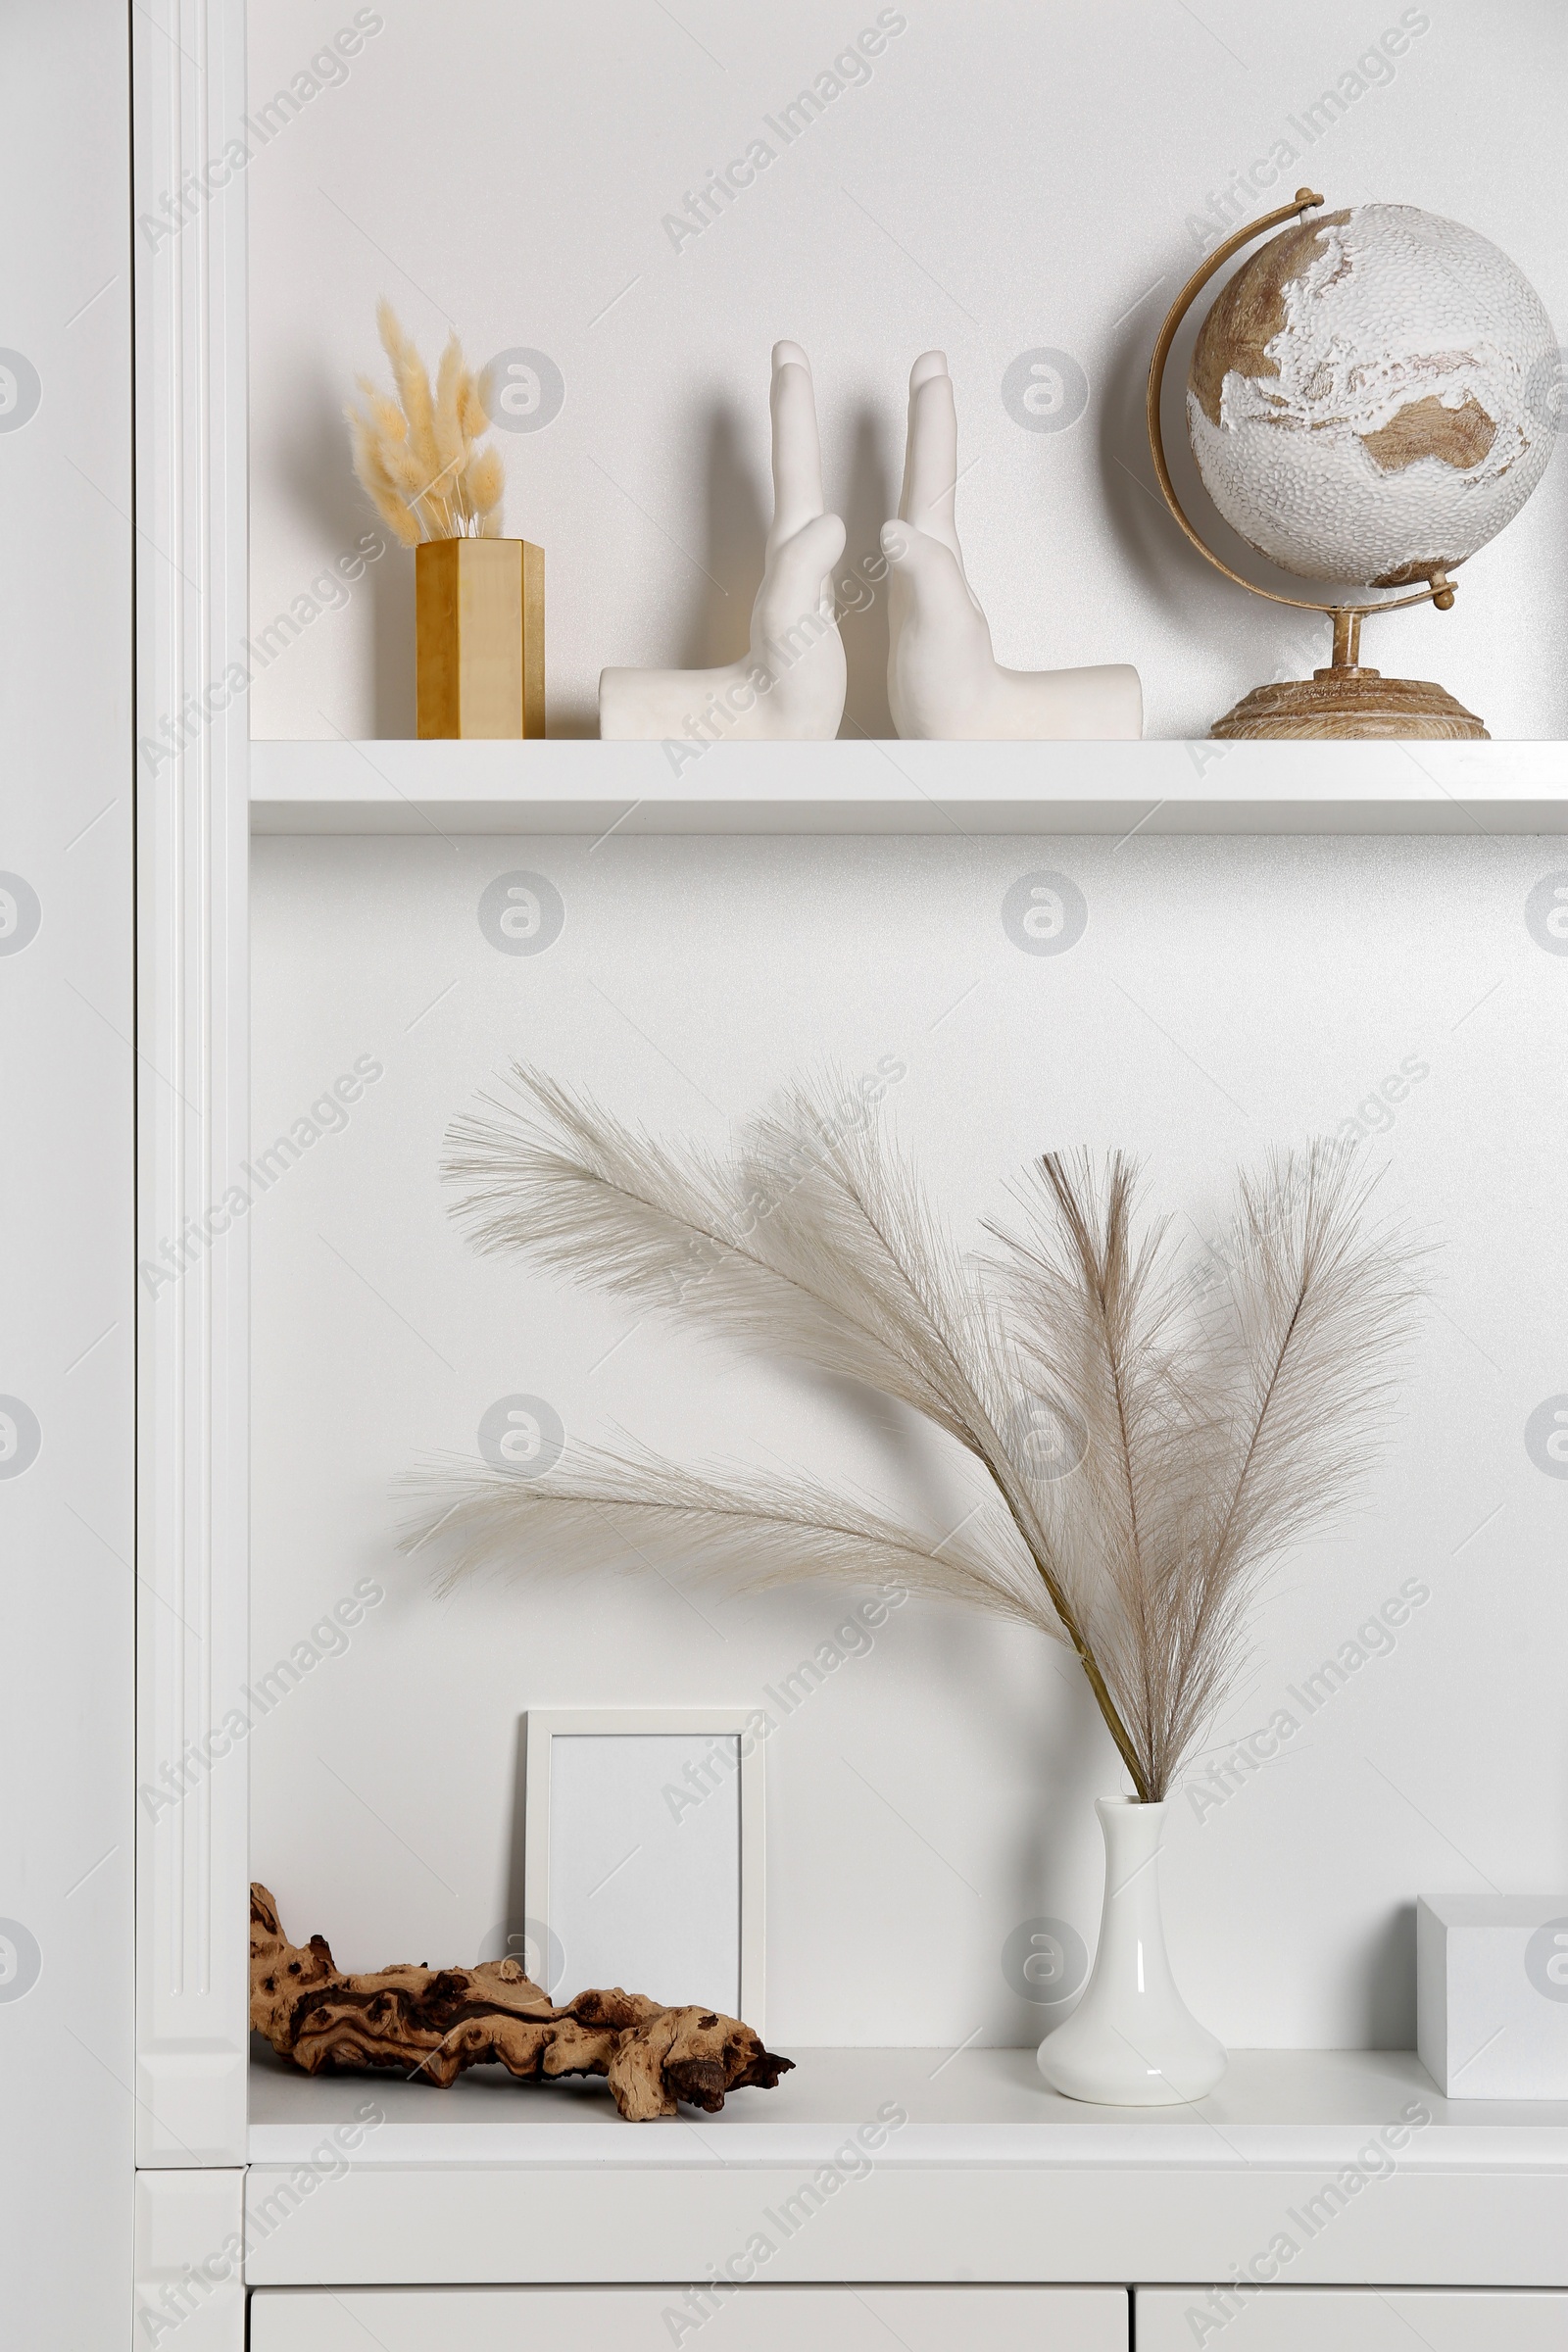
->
345, 301, 505, 544
407, 1071, 1421, 1802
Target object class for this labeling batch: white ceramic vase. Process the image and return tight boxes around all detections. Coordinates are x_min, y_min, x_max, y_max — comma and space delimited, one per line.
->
1036, 1796, 1226, 2106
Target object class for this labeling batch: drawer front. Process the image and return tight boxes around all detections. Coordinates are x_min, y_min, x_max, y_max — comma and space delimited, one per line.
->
1136, 2288, 1568, 2349
251, 2284, 1129, 2350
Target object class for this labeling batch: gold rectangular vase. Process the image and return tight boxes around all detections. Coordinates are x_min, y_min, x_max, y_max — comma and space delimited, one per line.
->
416, 537, 545, 738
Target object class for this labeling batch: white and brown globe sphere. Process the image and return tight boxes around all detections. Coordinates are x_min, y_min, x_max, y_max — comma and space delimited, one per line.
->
1188, 202, 1558, 588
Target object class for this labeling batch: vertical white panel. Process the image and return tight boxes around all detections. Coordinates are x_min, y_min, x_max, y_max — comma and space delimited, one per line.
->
135, 2170, 247, 2349
0, 1, 136, 2338
133, 0, 251, 2166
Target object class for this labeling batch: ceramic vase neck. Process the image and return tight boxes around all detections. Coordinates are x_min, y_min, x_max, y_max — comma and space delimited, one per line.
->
1091, 1796, 1179, 1999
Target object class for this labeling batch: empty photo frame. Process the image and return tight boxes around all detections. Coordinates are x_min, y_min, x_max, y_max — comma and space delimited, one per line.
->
523, 1708, 764, 2031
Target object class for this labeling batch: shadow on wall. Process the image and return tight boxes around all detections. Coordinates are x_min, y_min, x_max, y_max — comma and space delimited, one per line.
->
1005, 1665, 1110, 2041
548, 398, 769, 741
566, 393, 898, 742
1094, 250, 1332, 739
839, 402, 896, 742
369, 546, 417, 739
823, 1359, 1113, 2043
499, 1716, 536, 1985
685, 399, 766, 671
1366, 1900, 1418, 2050
277, 369, 416, 738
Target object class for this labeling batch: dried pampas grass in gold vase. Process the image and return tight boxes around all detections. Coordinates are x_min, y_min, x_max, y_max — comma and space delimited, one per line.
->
346, 302, 544, 739
407, 1074, 1420, 2105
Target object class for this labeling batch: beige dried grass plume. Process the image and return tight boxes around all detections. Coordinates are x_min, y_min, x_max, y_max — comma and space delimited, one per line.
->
346, 301, 504, 546
408, 1071, 1420, 1802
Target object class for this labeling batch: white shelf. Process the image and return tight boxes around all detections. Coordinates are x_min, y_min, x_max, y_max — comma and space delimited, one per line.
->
249, 2044, 1566, 2169
249, 739, 1568, 837
245, 2048, 1568, 2290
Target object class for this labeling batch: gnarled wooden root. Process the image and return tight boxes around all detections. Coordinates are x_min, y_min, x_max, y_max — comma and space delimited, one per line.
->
250, 1884, 793, 2122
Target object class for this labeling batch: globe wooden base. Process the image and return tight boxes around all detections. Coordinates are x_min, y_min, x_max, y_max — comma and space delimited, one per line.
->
1210, 665, 1489, 741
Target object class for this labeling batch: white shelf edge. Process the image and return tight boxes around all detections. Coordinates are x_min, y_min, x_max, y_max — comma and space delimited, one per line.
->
249, 739, 1568, 836
246, 2046, 1568, 2172
240, 2049, 1568, 2290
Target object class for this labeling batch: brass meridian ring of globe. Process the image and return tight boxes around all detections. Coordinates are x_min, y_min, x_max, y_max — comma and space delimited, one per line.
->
1144, 187, 1467, 664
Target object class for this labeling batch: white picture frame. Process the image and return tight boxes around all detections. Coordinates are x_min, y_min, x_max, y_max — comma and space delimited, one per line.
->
523, 1707, 765, 2034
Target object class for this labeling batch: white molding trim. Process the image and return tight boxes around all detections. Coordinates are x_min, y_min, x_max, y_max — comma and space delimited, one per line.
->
135, 2169, 247, 2348
523, 1707, 765, 2033
133, 0, 251, 2167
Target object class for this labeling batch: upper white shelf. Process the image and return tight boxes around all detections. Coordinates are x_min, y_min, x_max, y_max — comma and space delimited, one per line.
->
249, 739, 1568, 837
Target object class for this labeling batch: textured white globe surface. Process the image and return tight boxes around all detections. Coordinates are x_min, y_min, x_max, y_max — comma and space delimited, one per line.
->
1188, 203, 1558, 588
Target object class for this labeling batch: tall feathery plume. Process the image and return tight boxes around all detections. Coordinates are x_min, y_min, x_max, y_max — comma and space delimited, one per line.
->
345, 303, 504, 543
407, 1070, 1420, 1800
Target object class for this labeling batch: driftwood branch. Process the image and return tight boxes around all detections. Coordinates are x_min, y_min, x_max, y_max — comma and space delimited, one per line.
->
250, 1884, 792, 2122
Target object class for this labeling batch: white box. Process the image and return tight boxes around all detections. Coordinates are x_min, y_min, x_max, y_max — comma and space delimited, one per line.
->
1417, 1894, 1568, 2097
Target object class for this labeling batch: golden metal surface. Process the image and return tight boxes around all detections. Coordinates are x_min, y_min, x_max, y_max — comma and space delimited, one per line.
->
416, 537, 545, 739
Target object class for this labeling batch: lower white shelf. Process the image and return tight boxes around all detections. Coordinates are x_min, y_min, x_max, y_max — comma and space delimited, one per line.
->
243, 2048, 1568, 2289
248, 738, 1568, 835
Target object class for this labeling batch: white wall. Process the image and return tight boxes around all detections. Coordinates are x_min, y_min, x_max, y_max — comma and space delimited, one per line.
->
248, 829, 1568, 2049
247, 0, 1568, 745
0, 0, 135, 2336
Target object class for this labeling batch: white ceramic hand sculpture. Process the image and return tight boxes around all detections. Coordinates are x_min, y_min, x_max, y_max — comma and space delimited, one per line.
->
600, 342, 847, 750
884, 351, 1142, 741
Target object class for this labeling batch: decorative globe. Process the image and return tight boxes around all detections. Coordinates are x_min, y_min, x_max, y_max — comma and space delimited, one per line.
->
1188, 202, 1557, 589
